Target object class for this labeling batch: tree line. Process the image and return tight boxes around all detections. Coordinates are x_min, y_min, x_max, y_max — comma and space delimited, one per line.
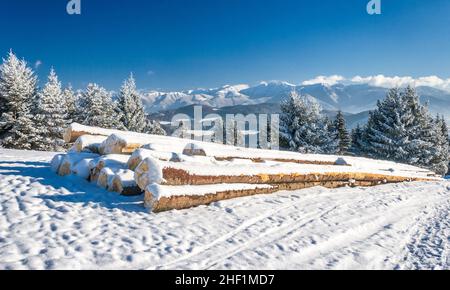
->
280, 89, 450, 175
0, 51, 165, 152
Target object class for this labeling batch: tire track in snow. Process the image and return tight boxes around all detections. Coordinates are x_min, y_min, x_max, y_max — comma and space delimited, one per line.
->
150, 188, 339, 270
399, 196, 450, 269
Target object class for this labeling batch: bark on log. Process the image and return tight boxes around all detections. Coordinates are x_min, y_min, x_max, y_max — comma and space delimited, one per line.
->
144, 180, 399, 213
134, 157, 434, 190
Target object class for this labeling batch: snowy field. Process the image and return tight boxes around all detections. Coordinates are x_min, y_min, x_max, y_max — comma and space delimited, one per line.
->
1, 149, 450, 270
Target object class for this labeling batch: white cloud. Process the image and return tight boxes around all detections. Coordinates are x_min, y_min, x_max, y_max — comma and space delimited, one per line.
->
302, 75, 345, 86
147, 70, 155, 76
350, 75, 450, 91
301, 74, 450, 91
34, 60, 42, 69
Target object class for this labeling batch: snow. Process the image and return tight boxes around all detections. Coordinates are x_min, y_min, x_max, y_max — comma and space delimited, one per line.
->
1, 149, 450, 270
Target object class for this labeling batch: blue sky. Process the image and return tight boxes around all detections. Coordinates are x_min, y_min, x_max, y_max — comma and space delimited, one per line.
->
1, 0, 450, 90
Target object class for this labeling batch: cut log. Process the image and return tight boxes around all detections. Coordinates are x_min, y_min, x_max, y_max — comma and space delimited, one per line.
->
50, 154, 66, 173
57, 153, 99, 176
144, 180, 389, 213
97, 167, 120, 189
98, 134, 144, 155
72, 158, 96, 180
144, 183, 276, 212
89, 155, 129, 182
110, 170, 142, 196
64, 124, 437, 178
70, 135, 108, 153
127, 148, 181, 171
64, 123, 123, 143
182, 143, 207, 157
134, 157, 437, 190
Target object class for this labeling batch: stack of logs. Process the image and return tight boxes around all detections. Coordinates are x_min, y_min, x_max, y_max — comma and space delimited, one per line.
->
52, 123, 437, 213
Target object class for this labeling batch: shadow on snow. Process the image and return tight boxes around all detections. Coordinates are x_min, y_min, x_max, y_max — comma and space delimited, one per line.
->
0, 160, 146, 214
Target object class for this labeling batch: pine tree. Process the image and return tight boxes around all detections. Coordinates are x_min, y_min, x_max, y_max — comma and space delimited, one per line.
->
362, 88, 410, 162
350, 124, 365, 155
80, 83, 124, 129
280, 92, 336, 154
402, 87, 436, 167
430, 115, 449, 175
333, 111, 351, 155
32, 68, 68, 151
118, 74, 147, 132
63, 85, 79, 124
144, 118, 166, 136
0, 51, 37, 149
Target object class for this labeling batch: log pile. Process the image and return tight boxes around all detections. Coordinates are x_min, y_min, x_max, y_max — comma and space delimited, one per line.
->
53, 123, 440, 213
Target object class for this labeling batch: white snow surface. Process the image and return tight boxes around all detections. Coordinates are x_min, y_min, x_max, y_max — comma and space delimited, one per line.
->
1, 149, 450, 270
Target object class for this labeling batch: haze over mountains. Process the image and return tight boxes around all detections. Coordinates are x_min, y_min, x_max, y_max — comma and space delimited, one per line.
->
142, 79, 450, 128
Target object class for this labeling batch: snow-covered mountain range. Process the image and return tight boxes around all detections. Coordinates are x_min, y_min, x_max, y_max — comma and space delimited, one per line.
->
142, 81, 450, 121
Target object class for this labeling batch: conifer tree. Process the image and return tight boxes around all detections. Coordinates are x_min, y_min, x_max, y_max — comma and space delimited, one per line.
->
80, 83, 124, 129
118, 74, 147, 132
362, 88, 410, 161
280, 92, 337, 154
63, 85, 79, 124
333, 111, 351, 155
144, 118, 166, 136
32, 68, 68, 151
0, 51, 37, 149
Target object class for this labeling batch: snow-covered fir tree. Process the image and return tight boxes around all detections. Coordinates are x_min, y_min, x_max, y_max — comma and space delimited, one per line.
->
334, 110, 351, 155
350, 124, 365, 155
0, 51, 37, 149
362, 88, 410, 162
63, 85, 79, 124
80, 83, 124, 129
280, 92, 336, 154
430, 115, 450, 175
117, 74, 147, 133
359, 86, 448, 175
32, 68, 69, 151
401, 87, 437, 168
144, 118, 166, 136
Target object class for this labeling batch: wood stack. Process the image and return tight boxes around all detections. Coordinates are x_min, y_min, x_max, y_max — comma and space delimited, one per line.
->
53, 123, 439, 213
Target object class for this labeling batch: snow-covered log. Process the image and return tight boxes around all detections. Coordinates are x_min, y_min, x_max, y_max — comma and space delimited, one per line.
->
63, 124, 359, 166
57, 153, 99, 176
144, 183, 276, 212
70, 135, 108, 153
110, 170, 142, 196
89, 155, 129, 182
182, 143, 207, 157
144, 179, 409, 213
98, 134, 144, 155
97, 167, 120, 189
134, 156, 436, 190
63, 123, 123, 143
50, 154, 66, 173
127, 148, 181, 170
73, 158, 96, 180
